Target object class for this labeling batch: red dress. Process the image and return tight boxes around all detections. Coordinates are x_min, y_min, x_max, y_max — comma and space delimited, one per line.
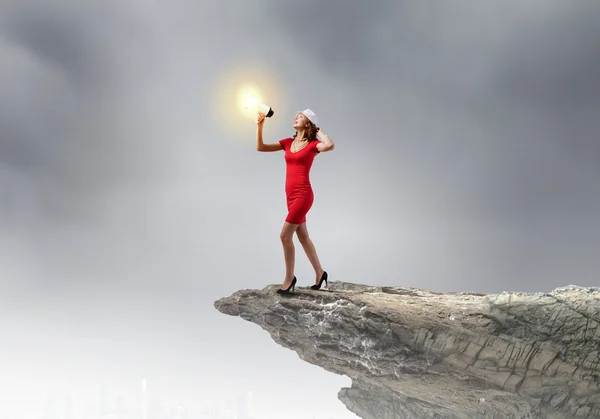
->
278, 137, 320, 224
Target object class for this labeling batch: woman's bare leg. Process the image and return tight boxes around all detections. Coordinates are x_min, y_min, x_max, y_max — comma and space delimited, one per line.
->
296, 222, 325, 285
280, 222, 300, 288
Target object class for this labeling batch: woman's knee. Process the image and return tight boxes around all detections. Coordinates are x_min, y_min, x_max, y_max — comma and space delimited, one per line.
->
280, 231, 294, 243
296, 231, 309, 244
296, 224, 309, 244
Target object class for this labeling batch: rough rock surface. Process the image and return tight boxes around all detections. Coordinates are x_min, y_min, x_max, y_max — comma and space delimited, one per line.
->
214, 281, 600, 418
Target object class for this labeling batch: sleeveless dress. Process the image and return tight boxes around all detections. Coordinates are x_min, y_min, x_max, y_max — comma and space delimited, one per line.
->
278, 137, 320, 224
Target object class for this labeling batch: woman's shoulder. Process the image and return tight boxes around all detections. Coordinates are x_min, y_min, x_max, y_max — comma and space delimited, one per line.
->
311, 138, 321, 153
278, 137, 293, 148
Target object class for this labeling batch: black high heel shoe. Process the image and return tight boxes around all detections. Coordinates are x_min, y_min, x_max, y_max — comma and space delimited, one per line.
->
310, 271, 328, 290
277, 276, 297, 294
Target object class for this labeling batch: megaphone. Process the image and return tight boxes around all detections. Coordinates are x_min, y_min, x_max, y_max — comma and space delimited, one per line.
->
258, 103, 274, 118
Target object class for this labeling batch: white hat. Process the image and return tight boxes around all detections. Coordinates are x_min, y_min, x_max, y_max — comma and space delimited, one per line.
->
300, 108, 318, 126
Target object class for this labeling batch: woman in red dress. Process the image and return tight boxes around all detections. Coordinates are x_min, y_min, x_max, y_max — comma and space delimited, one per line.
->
256, 108, 335, 294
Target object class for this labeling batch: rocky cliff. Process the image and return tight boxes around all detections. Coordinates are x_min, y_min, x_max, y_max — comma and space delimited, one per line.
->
214, 282, 600, 419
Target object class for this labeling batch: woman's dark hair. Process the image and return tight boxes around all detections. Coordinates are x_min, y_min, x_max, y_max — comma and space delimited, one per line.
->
293, 120, 320, 141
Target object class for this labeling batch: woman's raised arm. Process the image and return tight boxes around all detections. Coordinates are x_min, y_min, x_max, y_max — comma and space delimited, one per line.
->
256, 112, 283, 152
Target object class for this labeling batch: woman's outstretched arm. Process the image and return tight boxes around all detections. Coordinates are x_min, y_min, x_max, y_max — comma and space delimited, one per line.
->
256, 112, 283, 152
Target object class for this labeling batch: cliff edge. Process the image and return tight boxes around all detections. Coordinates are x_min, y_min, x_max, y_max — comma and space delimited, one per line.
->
214, 281, 600, 418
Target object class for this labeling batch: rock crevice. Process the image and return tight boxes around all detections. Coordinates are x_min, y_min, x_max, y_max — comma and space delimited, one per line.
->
214, 282, 600, 418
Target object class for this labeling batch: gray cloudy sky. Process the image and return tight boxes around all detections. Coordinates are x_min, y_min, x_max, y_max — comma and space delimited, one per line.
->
1, 0, 599, 417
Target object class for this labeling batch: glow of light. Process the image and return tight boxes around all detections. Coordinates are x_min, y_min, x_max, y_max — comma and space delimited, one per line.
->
236, 84, 263, 119
210, 63, 288, 139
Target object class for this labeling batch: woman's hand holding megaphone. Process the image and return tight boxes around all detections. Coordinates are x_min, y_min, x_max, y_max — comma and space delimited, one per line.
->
257, 112, 266, 126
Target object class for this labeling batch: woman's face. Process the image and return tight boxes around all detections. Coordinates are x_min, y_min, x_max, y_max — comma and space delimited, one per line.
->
293, 113, 309, 130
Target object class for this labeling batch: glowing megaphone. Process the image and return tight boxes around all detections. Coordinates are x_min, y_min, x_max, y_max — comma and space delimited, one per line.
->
238, 85, 274, 119
258, 103, 274, 118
